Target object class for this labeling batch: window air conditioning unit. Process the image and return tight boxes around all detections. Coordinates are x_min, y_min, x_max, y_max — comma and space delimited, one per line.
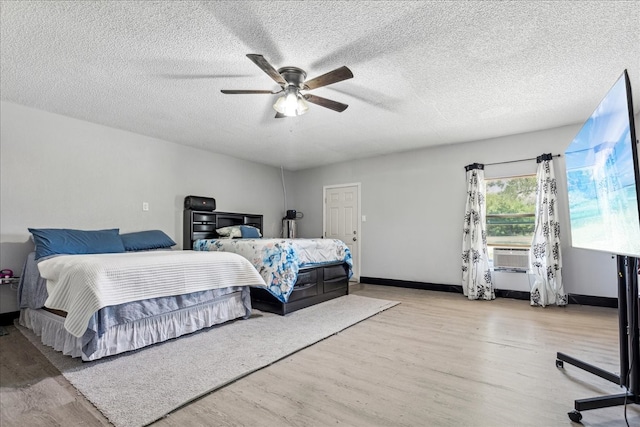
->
493, 248, 530, 271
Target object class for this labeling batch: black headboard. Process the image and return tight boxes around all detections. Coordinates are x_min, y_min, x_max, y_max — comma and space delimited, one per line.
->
183, 210, 264, 249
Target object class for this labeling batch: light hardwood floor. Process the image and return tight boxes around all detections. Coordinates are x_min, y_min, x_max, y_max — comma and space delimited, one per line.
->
1, 284, 639, 426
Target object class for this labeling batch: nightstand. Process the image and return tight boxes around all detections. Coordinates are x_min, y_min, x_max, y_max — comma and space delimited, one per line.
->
0, 277, 20, 286
0, 277, 20, 326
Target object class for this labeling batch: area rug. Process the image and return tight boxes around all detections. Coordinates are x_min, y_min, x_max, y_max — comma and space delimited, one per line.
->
17, 294, 399, 427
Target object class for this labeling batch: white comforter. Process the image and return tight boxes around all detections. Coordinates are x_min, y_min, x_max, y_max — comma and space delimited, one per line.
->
38, 251, 266, 337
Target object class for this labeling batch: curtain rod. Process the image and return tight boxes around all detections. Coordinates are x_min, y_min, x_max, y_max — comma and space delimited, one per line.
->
484, 153, 561, 167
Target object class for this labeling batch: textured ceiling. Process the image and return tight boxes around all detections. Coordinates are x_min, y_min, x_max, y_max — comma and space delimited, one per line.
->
1, 1, 639, 171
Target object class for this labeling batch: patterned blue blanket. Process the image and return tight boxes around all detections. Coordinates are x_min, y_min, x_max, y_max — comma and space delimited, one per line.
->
193, 238, 353, 302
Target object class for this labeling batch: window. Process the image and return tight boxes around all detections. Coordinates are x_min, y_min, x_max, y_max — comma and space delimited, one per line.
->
485, 175, 537, 260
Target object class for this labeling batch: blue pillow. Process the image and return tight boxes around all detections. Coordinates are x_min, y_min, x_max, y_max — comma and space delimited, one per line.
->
28, 228, 125, 260
240, 225, 262, 238
120, 230, 176, 251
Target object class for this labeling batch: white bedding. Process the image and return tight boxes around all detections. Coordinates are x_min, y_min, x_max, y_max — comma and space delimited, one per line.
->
38, 251, 266, 337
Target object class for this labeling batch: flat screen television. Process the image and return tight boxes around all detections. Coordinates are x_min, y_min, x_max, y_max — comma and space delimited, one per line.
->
564, 70, 640, 257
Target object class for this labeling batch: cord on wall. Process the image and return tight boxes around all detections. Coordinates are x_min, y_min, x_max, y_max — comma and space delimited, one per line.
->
280, 166, 288, 239
281, 166, 287, 215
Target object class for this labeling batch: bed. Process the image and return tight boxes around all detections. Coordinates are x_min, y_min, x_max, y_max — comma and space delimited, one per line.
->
184, 209, 353, 314
18, 228, 266, 361
193, 235, 353, 315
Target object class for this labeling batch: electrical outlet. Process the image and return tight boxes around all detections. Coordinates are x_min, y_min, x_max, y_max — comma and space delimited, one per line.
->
142, 202, 149, 211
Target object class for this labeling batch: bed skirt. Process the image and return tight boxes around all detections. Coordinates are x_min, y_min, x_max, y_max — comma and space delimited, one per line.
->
19, 288, 251, 361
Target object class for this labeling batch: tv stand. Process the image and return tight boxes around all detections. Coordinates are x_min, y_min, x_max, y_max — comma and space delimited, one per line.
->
555, 255, 639, 422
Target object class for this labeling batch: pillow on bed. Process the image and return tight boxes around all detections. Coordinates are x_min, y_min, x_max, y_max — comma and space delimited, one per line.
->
216, 226, 243, 238
240, 225, 262, 238
216, 225, 262, 239
28, 228, 125, 260
120, 230, 176, 251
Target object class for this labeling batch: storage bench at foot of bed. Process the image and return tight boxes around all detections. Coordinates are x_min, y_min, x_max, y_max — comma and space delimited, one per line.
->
250, 262, 350, 315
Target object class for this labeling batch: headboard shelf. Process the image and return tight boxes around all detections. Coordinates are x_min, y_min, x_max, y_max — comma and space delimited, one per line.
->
183, 209, 263, 249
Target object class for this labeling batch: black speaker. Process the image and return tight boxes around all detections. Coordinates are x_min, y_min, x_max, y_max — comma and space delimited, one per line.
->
184, 195, 216, 211
286, 210, 297, 219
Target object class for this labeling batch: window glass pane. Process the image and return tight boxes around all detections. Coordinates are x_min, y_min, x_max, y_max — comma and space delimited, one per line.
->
486, 175, 537, 248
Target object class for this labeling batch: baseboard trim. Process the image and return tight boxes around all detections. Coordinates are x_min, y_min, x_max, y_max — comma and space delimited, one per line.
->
359, 277, 618, 308
495, 289, 531, 301
360, 277, 464, 294
567, 293, 618, 308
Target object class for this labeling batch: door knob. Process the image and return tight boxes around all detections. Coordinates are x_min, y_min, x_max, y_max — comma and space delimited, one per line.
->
353, 237, 357, 241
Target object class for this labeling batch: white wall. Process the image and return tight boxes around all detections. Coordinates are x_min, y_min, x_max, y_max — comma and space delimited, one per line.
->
0, 101, 286, 273
289, 125, 620, 298
2, 101, 635, 299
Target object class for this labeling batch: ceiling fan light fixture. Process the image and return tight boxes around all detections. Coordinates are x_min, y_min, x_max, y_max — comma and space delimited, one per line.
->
273, 85, 308, 117
222, 55, 353, 118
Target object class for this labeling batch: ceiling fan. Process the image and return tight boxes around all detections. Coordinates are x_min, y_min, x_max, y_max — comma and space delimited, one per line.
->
221, 54, 354, 118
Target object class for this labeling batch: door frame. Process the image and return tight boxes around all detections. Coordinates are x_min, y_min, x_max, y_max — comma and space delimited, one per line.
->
323, 182, 361, 282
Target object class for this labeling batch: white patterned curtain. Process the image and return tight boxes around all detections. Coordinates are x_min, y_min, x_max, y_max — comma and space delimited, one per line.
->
461, 163, 494, 300
529, 154, 566, 307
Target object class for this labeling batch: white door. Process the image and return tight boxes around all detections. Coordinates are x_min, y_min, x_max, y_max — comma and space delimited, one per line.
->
324, 184, 360, 282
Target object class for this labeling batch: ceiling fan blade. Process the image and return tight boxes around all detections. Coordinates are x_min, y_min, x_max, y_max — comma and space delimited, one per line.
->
246, 54, 287, 86
220, 89, 280, 94
304, 66, 353, 90
303, 94, 348, 112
